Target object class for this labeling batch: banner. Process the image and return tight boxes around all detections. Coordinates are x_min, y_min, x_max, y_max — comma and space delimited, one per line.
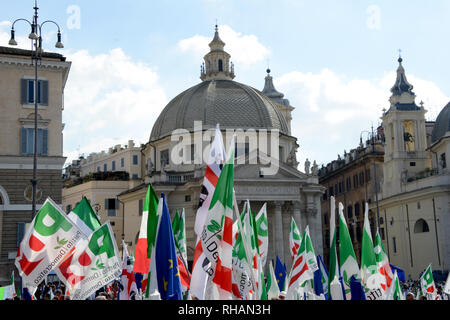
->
15, 198, 88, 289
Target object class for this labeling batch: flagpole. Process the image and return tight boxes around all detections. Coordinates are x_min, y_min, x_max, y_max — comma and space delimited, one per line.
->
232, 192, 258, 300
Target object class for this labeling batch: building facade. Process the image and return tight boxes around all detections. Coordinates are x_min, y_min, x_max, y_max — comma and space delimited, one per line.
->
0, 46, 71, 282
376, 58, 450, 279
318, 132, 384, 266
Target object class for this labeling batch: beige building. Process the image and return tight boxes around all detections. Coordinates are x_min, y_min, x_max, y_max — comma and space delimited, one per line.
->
375, 57, 450, 279
62, 141, 143, 247
0, 46, 71, 282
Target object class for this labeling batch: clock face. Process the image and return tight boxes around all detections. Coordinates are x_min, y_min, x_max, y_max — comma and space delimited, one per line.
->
24, 185, 42, 202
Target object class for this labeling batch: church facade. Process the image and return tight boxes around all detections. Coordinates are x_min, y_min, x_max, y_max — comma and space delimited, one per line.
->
116, 26, 325, 271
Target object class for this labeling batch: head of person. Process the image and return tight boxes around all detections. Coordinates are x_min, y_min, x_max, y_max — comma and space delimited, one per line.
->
406, 292, 415, 300
43, 293, 51, 300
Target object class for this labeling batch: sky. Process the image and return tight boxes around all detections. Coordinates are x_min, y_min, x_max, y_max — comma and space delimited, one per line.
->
1, 0, 449, 170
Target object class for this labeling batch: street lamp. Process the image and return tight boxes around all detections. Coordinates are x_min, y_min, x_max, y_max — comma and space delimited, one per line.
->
360, 125, 381, 230
8, 1, 64, 219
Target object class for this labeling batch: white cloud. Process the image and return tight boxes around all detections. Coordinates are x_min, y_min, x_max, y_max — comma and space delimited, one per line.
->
62, 48, 168, 166
178, 24, 270, 67
274, 68, 450, 167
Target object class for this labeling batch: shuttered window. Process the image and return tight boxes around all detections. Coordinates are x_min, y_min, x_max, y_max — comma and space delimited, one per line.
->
21, 79, 49, 105
17, 222, 26, 247
20, 128, 48, 155
105, 198, 119, 217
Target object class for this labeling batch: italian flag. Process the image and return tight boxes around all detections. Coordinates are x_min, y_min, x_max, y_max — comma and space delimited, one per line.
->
289, 217, 302, 261
134, 184, 159, 275
338, 202, 361, 298
201, 135, 235, 300
420, 264, 438, 300
374, 229, 393, 291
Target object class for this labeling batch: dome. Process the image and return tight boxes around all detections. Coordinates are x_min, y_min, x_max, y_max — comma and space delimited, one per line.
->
150, 79, 290, 142
431, 102, 450, 143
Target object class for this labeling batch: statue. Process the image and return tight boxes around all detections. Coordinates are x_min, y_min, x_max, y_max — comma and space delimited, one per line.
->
304, 158, 311, 175
287, 146, 299, 168
312, 161, 318, 176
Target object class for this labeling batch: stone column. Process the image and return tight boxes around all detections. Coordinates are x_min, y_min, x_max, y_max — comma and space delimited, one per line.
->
274, 201, 284, 264
292, 200, 302, 231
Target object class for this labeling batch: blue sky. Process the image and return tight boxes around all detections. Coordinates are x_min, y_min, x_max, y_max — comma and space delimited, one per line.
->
1, 0, 449, 169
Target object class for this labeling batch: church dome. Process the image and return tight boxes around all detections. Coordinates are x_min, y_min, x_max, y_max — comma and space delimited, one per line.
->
150, 79, 290, 142
431, 101, 450, 143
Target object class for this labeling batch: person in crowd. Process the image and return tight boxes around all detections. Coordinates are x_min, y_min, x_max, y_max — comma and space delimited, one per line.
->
406, 292, 415, 301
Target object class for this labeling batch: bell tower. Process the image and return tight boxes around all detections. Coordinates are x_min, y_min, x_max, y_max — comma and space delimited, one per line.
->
381, 55, 430, 197
200, 25, 235, 81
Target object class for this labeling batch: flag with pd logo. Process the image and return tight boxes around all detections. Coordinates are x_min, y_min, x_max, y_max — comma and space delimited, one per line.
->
63, 222, 122, 300
15, 198, 88, 290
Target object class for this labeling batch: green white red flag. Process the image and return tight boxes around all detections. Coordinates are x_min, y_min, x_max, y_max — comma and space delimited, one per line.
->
134, 184, 159, 274
360, 203, 377, 285
338, 202, 361, 298
15, 198, 88, 290
266, 261, 280, 300
289, 217, 302, 261
201, 135, 235, 299
420, 264, 438, 300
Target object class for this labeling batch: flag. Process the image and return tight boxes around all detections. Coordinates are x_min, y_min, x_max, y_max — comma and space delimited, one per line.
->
0, 284, 14, 300
119, 240, 138, 300
374, 229, 393, 292
201, 135, 235, 300
289, 217, 302, 261
275, 256, 286, 292
338, 202, 360, 298
134, 184, 159, 274
155, 193, 183, 300
303, 226, 318, 272
444, 272, 450, 295
420, 264, 438, 300
15, 198, 87, 290
328, 196, 343, 300
67, 197, 101, 237
360, 202, 377, 286
55, 197, 101, 286
66, 222, 122, 300
266, 261, 280, 300
190, 124, 226, 300
350, 276, 366, 300
385, 270, 404, 300
286, 227, 314, 299
314, 255, 328, 298
255, 203, 269, 269
172, 208, 190, 297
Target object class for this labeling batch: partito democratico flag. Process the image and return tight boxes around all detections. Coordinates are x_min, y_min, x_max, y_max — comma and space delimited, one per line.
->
15, 198, 88, 289
62, 222, 122, 300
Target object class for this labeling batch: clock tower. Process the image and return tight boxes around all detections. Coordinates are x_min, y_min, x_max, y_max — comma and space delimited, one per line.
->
381, 56, 431, 198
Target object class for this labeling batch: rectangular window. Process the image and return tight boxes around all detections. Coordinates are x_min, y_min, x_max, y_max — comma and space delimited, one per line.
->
393, 237, 397, 253
112, 161, 116, 171
105, 198, 118, 217
104, 163, 107, 172
410, 162, 416, 167
66, 204, 72, 214
20, 128, 48, 155
160, 150, 169, 168
17, 222, 26, 247
132, 174, 138, 180
21, 79, 48, 105
353, 174, 358, 188
139, 199, 143, 217
360, 172, 364, 185
185, 195, 191, 202
380, 227, 385, 240
324, 213, 328, 225
334, 184, 338, 195
121, 158, 125, 168
366, 169, 371, 182
329, 186, 334, 197
346, 177, 351, 191
323, 190, 327, 201
133, 154, 138, 165
97, 166, 100, 173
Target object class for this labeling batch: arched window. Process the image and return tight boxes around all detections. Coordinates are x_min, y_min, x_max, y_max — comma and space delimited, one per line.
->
218, 59, 223, 72
414, 219, 429, 233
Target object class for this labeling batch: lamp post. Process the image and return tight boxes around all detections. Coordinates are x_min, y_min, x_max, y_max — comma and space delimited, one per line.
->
360, 125, 381, 231
8, 0, 64, 219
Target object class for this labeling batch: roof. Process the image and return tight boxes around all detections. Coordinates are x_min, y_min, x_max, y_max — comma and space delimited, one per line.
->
0, 46, 66, 61
150, 79, 290, 142
431, 102, 450, 143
